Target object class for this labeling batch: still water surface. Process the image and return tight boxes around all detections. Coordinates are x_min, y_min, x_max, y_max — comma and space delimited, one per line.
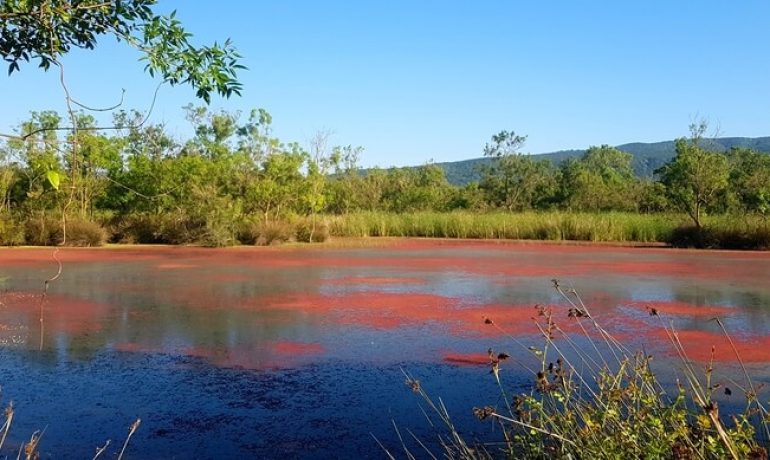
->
1, 240, 769, 458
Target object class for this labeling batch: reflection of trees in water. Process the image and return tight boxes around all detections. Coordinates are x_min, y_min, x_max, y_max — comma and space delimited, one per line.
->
668, 284, 770, 336
3, 259, 332, 363
3, 247, 770, 367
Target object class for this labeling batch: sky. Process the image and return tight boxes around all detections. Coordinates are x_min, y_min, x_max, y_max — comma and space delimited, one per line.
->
2, 1, 769, 167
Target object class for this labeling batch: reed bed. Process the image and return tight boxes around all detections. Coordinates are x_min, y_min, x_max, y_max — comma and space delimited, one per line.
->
328, 211, 770, 249
329, 211, 680, 243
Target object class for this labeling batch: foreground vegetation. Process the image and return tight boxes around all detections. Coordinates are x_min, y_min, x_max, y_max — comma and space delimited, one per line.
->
1, 108, 769, 249
389, 283, 770, 459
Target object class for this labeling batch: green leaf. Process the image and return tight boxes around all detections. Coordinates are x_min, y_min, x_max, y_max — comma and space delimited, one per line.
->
46, 170, 60, 190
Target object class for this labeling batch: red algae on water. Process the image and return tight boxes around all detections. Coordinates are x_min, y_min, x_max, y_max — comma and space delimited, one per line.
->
325, 276, 426, 286
255, 291, 554, 337
645, 328, 770, 363
624, 301, 735, 317
155, 263, 198, 270
0, 290, 111, 337
271, 340, 325, 355
441, 352, 492, 366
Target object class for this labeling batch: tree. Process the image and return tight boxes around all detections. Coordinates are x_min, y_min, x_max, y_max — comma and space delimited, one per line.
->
1, 0, 243, 103
326, 145, 364, 214
380, 163, 451, 212
247, 142, 307, 222
656, 123, 729, 229
2, 111, 64, 213
480, 130, 555, 211
560, 145, 638, 211
0, 143, 17, 212
66, 114, 123, 217
727, 147, 770, 215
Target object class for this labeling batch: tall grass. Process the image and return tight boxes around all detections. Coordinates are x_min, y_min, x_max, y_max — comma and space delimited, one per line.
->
329, 211, 681, 243
2, 210, 768, 249
390, 283, 770, 459
328, 211, 770, 249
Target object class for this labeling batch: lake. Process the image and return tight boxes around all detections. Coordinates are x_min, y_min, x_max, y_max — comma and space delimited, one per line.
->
1, 240, 769, 458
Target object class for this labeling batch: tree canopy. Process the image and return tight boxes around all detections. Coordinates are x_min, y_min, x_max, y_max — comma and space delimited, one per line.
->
1, 0, 244, 103
656, 124, 730, 228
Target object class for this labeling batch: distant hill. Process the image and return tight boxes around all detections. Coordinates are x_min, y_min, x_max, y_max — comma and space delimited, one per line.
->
428, 136, 770, 185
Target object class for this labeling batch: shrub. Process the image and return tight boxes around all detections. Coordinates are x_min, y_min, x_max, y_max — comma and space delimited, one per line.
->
24, 215, 105, 246
64, 218, 106, 247
236, 218, 295, 246
295, 218, 330, 243
670, 221, 770, 250
256, 220, 294, 246
236, 218, 261, 245
111, 212, 201, 245
24, 215, 61, 246
0, 213, 24, 246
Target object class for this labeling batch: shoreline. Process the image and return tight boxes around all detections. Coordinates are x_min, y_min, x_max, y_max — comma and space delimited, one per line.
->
4, 236, 770, 257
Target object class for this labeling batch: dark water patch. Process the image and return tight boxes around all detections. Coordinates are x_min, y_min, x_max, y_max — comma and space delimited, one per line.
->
0, 347, 515, 458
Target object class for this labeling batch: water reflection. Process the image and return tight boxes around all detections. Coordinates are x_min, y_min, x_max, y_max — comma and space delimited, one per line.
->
0, 243, 769, 457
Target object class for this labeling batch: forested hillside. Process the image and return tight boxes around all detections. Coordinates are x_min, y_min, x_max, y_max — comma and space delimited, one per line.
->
433, 137, 770, 185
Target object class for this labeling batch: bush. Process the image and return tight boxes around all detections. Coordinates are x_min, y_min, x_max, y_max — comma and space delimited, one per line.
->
670, 222, 770, 250
25, 215, 105, 246
256, 220, 294, 246
236, 218, 261, 245
111, 212, 199, 245
295, 218, 330, 243
236, 218, 295, 246
24, 215, 62, 246
65, 218, 106, 247
0, 213, 24, 246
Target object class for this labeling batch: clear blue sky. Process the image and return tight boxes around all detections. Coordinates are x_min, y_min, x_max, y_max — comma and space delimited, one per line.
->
2, 1, 769, 167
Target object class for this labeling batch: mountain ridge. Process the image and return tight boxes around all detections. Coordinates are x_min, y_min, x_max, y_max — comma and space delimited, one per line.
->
423, 136, 770, 185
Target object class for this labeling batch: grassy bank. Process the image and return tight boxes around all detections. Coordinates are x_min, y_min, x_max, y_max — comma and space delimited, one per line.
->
327, 211, 770, 248
2, 211, 768, 249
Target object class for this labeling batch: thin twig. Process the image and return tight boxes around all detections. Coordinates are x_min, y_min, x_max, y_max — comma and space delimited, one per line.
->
92, 439, 111, 460
117, 418, 141, 460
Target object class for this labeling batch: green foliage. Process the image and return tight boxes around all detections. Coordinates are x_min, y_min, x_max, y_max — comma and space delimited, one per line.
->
727, 147, 770, 215
420, 137, 770, 185
657, 136, 729, 228
295, 218, 330, 243
379, 164, 453, 212
0, 109, 768, 249
1, 0, 243, 102
45, 170, 59, 190
670, 216, 770, 250
328, 211, 677, 242
560, 145, 639, 211
480, 131, 557, 210
0, 212, 23, 245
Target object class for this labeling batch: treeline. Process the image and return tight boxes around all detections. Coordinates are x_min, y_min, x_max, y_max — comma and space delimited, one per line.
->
0, 109, 768, 247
